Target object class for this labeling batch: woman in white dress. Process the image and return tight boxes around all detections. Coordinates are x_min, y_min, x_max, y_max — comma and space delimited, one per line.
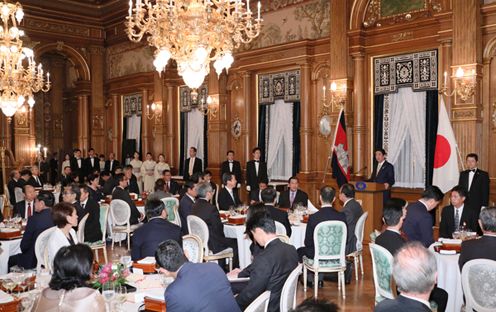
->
61, 153, 71, 172
47, 202, 79, 268
141, 153, 156, 193
154, 154, 170, 181
130, 151, 143, 193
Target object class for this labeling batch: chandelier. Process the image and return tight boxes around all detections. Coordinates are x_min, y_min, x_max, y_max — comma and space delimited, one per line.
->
126, 0, 262, 94
0, 1, 50, 119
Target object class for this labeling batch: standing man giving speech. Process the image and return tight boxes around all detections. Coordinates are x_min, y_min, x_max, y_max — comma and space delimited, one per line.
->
368, 148, 395, 205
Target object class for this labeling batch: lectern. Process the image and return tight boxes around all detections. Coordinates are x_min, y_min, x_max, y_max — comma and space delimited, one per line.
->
350, 181, 386, 242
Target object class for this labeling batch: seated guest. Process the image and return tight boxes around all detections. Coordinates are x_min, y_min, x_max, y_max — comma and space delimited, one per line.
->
192, 182, 238, 268
124, 165, 140, 194
79, 186, 102, 243
17, 169, 31, 189
459, 207, 496, 270
244, 203, 269, 257
218, 173, 241, 211
202, 170, 218, 204
7, 169, 20, 206
375, 242, 437, 312
261, 188, 291, 237
59, 166, 73, 187
99, 170, 111, 188
70, 172, 80, 184
439, 185, 478, 238
249, 180, 268, 204
163, 169, 180, 195
339, 183, 364, 255
112, 173, 143, 225
131, 199, 182, 261
33, 244, 105, 311
375, 198, 407, 255
291, 298, 339, 312
278, 176, 309, 209
229, 211, 298, 312
28, 165, 44, 187
9, 191, 55, 270
14, 184, 36, 219
87, 173, 104, 202
47, 202, 79, 266
155, 240, 240, 312
62, 183, 84, 223
102, 167, 121, 195
178, 181, 196, 235
147, 179, 171, 201
402, 185, 444, 248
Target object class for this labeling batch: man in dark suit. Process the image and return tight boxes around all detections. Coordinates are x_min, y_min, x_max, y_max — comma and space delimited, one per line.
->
375, 242, 438, 312
249, 180, 268, 204
132, 199, 182, 261
155, 240, 241, 312
7, 170, 20, 206
218, 173, 241, 211
59, 166, 73, 187
229, 211, 298, 312
439, 185, 478, 238
112, 173, 143, 225
261, 188, 291, 237
8, 191, 55, 270
104, 152, 120, 175
124, 165, 140, 194
163, 170, 180, 195
178, 181, 197, 235
375, 198, 407, 255
369, 148, 395, 204
61, 183, 84, 228
49, 152, 58, 185
459, 207, 496, 270
70, 148, 84, 182
278, 176, 309, 209
27, 165, 44, 188
458, 153, 490, 216
402, 185, 443, 248
339, 183, 364, 255
103, 167, 122, 195
183, 147, 203, 181
221, 150, 243, 188
79, 186, 102, 243
17, 169, 31, 190
191, 182, 238, 267
84, 148, 100, 177
245, 147, 268, 195
13, 185, 36, 219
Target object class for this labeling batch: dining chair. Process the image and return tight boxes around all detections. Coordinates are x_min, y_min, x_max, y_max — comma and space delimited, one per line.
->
161, 197, 181, 227
35, 226, 56, 272
461, 259, 496, 312
274, 221, 287, 236
110, 199, 141, 250
276, 234, 290, 244
369, 243, 395, 304
14, 187, 24, 204
347, 211, 368, 280
84, 204, 109, 263
280, 264, 302, 312
77, 213, 89, 243
182, 234, 203, 263
244, 290, 270, 312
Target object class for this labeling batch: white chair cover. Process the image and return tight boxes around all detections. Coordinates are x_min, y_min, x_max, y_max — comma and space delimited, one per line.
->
14, 187, 24, 204
355, 211, 368, 252
187, 215, 210, 255
274, 221, 286, 236
182, 234, 203, 263
160, 197, 181, 227
461, 259, 496, 312
280, 264, 302, 312
369, 243, 395, 303
35, 226, 57, 272
77, 213, 89, 243
110, 199, 131, 226
244, 290, 271, 312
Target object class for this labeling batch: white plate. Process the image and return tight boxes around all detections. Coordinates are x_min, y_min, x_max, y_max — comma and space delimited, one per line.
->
0, 228, 19, 233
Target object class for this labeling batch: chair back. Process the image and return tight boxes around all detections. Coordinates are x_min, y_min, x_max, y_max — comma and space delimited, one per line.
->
274, 221, 287, 236
356, 199, 363, 206
461, 259, 496, 312
77, 213, 89, 243
354, 211, 368, 252
280, 264, 302, 311
35, 226, 57, 272
14, 187, 24, 203
99, 204, 110, 240
0, 195, 4, 217
275, 191, 280, 205
313, 221, 347, 266
187, 215, 210, 255
244, 290, 271, 312
276, 234, 290, 244
161, 197, 180, 226
110, 199, 131, 226
182, 234, 204, 263
369, 230, 380, 243
369, 243, 395, 303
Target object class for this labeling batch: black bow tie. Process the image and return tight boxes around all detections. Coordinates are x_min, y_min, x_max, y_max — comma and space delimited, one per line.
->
470, 169, 476, 173
254, 160, 259, 163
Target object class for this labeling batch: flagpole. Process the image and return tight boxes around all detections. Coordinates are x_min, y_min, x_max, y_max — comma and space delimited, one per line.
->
456, 144, 465, 171
322, 106, 344, 183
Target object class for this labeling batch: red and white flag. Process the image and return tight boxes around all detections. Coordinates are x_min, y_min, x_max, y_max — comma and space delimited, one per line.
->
331, 108, 350, 187
432, 97, 459, 193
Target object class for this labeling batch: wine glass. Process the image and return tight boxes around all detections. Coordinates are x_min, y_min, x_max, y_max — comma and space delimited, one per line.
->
102, 283, 116, 312
115, 285, 127, 311
120, 256, 132, 268
19, 295, 35, 312
2, 279, 15, 294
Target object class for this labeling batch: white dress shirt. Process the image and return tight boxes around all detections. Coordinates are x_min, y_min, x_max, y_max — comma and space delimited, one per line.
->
400, 294, 431, 309
24, 200, 34, 219
229, 161, 233, 172
376, 160, 385, 173
189, 157, 195, 175
468, 168, 477, 191
254, 160, 259, 176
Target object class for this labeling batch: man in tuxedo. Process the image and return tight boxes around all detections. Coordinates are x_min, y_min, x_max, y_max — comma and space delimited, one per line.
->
112, 173, 143, 225
402, 185, 443, 248
261, 188, 291, 237
132, 199, 182, 261
221, 150, 242, 188
458, 153, 490, 216
155, 240, 241, 312
79, 186, 102, 243
27, 165, 44, 188
228, 211, 298, 312
104, 152, 120, 175
183, 147, 203, 181
459, 207, 496, 270
375, 198, 408, 255
439, 185, 478, 238
218, 173, 241, 211
245, 147, 268, 195
179, 181, 197, 235
375, 242, 437, 312
339, 183, 364, 255
249, 180, 268, 204
278, 176, 309, 209
62, 183, 84, 225
369, 148, 395, 204
84, 148, 100, 177
163, 170, 180, 195
7, 170, 20, 206
14, 185, 36, 219
70, 148, 84, 182
191, 182, 238, 268
124, 165, 140, 194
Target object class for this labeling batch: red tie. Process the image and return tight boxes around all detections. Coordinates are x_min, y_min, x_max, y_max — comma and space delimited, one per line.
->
27, 202, 32, 217
165, 182, 170, 193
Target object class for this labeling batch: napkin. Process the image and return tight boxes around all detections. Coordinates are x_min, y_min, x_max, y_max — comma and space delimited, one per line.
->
0, 228, 19, 233
439, 249, 457, 255
438, 238, 462, 245
0, 290, 13, 303
137, 256, 156, 264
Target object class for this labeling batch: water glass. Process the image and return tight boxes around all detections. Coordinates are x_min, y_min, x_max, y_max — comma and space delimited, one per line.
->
102, 283, 116, 312
120, 255, 132, 268
115, 285, 127, 311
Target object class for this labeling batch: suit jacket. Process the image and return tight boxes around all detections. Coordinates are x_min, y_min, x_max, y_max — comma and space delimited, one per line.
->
131, 218, 182, 260
278, 189, 309, 209
81, 199, 103, 243
245, 160, 268, 190
191, 198, 231, 253
220, 160, 243, 184
370, 160, 395, 186
179, 195, 195, 235
249, 189, 262, 203
84, 157, 100, 177
70, 157, 85, 180
217, 187, 241, 211
14, 200, 35, 219
47, 227, 78, 265
59, 174, 73, 187
27, 175, 44, 188
183, 157, 203, 181
237, 239, 298, 312
459, 169, 490, 214
459, 235, 496, 270
18, 209, 54, 269
342, 198, 364, 254
375, 229, 406, 256
375, 295, 431, 312
111, 186, 141, 225
164, 262, 240, 312
104, 159, 120, 175
164, 180, 180, 195
265, 205, 292, 237
439, 204, 478, 239
402, 201, 434, 248
7, 179, 17, 206
102, 177, 118, 196
88, 187, 104, 202
299, 205, 347, 259
127, 174, 140, 194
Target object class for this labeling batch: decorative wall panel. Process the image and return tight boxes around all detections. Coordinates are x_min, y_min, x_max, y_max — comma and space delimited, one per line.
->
258, 70, 300, 104
123, 93, 142, 117
179, 84, 208, 112
106, 42, 154, 79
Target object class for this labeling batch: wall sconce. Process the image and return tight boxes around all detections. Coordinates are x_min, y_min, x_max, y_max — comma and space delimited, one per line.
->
440, 66, 477, 102
322, 80, 347, 110
200, 95, 218, 120
145, 101, 162, 122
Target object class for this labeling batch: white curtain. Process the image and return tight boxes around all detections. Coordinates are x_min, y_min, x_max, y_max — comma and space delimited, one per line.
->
126, 114, 141, 151
384, 88, 426, 188
267, 99, 293, 180
186, 108, 205, 168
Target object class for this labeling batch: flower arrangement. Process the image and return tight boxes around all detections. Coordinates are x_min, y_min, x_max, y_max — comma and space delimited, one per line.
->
93, 263, 130, 289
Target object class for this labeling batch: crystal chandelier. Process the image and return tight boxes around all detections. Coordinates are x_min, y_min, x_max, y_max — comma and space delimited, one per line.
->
0, 1, 50, 119
126, 0, 262, 93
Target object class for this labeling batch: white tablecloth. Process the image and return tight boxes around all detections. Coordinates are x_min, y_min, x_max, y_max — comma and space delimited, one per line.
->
0, 239, 22, 274
122, 274, 168, 311
435, 252, 463, 312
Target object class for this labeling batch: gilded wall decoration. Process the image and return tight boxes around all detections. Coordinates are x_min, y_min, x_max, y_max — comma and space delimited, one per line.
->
364, 0, 441, 28
179, 84, 209, 112
380, 0, 426, 17
123, 93, 142, 117
106, 42, 154, 79
258, 70, 300, 104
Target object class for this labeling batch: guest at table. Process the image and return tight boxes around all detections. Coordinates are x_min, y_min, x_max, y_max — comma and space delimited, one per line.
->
14, 184, 36, 219
155, 154, 170, 181
163, 169, 180, 195
60, 166, 73, 187
79, 186, 102, 243
87, 173, 104, 202
155, 240, 240, 312
132, 199, 181, 261
183, 147, 203, 182
375, 198, 407, 255
459, 207, 496, 270
261, 188, 291, 237
47, 202, 79, 266
112, 173, 143, 225
28, 165, 44, 188
141, 152, 157, 193
102, 168, 120, 196
439, 185, 478, 239
244, 203, 269, 258
147, 179, 171, 201
278, 176, 308, 209
202, 170, 218, 204
62, 183, 84, 224
33, 244, 105, 312
84, 148, 100, 178
17, 169, 31, 189
130, 151, 143, 193
104, 152, 120, 175
7, 169, 20, 206
245, 147, 268, 196
9, 191, 55, 270
339, 183, 363, 258
179, 181, 196, 235
249, 180, 268, 204
124, 165, 140, 195
218, 173, 241, 211
229, 211, 298, 312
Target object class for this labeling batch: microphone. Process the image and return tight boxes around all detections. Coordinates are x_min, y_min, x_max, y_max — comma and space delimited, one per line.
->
353, 166, 367, 175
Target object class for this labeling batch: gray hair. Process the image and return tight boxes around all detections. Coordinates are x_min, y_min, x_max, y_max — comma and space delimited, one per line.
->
196, 182, 213, 198
392, 242, 437, 294
480, 207, 496, 232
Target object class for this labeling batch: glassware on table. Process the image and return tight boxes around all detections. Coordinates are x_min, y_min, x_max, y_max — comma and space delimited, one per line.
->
115, 285, 127, 312
102, 283, 116, 312
229, 206, 236, 216
120, 255, 132, 268
2, 279, 15, 294
36, 268, 51, 289
19, 294, 35, 312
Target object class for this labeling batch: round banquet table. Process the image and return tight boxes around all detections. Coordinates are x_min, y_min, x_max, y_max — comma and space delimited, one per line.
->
0, 238, 21, 274
434, 252, 463, 312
